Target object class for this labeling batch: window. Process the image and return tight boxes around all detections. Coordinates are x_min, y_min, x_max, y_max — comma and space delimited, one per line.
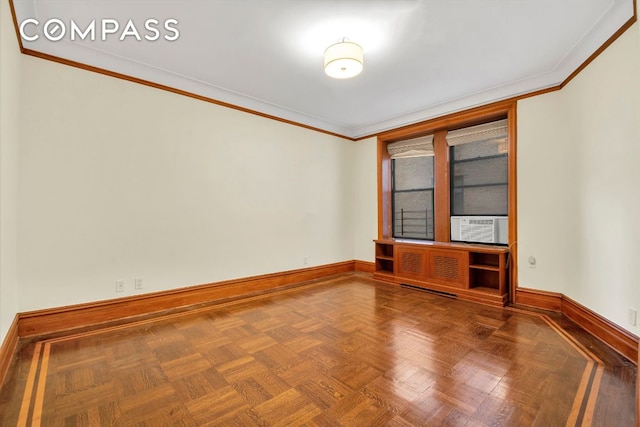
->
448, 119, 508, 216
378, 104, 514, 246
392, 156, 435, 239
388, 135, 435, 240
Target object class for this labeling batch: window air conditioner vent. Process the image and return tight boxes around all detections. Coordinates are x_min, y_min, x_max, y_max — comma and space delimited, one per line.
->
450, 216, 508, 245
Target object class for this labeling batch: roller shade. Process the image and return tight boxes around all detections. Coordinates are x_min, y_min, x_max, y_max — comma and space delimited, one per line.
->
387, 135, 434, 159
446, 119, 508, 146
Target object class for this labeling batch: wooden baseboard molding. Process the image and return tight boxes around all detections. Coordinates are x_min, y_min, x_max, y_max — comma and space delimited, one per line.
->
561, 295, 638, 364
514, 287, 638, 364
0, 316, 19, 388
18, 260, 357, 338
354, 260, 375, 274
515, 287, 563, 312
8, 263, 638, 378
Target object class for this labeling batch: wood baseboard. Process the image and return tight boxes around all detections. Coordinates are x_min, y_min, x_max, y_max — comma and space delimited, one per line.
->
0, 316, 19, 388
515, 287, 563, 312
17, 260, 356, 338
354, 260, 375, 274
561, 295, 638, 364
7, 262, 638, 384
515, 287, 638, 364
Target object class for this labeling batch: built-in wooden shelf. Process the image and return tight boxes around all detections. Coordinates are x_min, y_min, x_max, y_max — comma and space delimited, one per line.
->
374, 241, 395, 275
373, 239, 509, 307
469, 264, 499, 271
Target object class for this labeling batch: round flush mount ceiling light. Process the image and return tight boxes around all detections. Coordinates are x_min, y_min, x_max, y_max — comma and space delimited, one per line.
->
324, 40, 363, 79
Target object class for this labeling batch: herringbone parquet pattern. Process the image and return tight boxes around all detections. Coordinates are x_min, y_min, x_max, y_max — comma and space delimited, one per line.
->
0, 276, 636, 426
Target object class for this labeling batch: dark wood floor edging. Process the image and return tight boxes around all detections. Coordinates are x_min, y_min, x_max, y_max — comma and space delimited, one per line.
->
2, 263, 637, 393
8, 276, 632, 426
516, 287, 638, 364
0, 316, 19, 389
16, 260, 356, 339
562, 295, 639, 364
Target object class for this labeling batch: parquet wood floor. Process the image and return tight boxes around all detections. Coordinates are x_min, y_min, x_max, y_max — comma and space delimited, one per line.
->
0, 275, 636, 426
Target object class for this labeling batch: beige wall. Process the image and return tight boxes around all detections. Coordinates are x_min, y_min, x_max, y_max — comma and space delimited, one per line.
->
352, 23, 640, 336
1, 16, 638, 346
352, 137, 378, 261
518, 23, 640, 335
0, 0, 21, 339
17, 56, 355, 311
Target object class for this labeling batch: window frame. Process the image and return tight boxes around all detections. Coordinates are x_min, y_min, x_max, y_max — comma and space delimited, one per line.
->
449, 145, 509, 217
376, 100, 517, 299
391, 156, 435, 240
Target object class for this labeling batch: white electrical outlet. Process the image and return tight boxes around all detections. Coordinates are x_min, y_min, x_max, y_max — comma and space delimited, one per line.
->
528, 256, 536, 268
135, 278, 144, 290
303, 257, 308, 265
628, 308, 637, 326
115, 279, 125, 292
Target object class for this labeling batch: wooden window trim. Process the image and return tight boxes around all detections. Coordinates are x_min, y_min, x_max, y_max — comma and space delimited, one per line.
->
377, 100, 518, 301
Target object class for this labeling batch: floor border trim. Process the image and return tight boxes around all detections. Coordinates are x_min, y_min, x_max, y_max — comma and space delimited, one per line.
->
16, 277, 607, 426
2, 265, 637, 394
516, 287, 638, 363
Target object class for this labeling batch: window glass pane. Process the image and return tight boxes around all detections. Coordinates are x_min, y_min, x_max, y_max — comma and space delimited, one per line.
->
452, 157, 507, 187
393, 190, 435, 240
452, 185, 508, 216
393, 156, 434, 191
392, 156, 435, 240
450, 135, 508, 216
453, 138, 507, 160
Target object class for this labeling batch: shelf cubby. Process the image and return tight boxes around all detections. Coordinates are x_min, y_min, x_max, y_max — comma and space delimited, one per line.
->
469, 252, 500, 268
469, 267, 500, 290
374, 241, 395, 274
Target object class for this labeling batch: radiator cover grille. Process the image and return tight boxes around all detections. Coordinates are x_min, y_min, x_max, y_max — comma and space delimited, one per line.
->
433, 255, 460, 280
400, 252, 423, 275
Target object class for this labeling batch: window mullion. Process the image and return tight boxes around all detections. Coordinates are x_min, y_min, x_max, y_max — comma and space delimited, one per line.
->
433, 129, 450, 242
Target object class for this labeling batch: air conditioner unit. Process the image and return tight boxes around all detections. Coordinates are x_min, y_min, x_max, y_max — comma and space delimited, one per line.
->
451, 216, 508, 245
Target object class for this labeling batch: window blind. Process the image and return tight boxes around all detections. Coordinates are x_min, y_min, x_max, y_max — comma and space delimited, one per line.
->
446, 119, 507, 146
387, 135, 434, 158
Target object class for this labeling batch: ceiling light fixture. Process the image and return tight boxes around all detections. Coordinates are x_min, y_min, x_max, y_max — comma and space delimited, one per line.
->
324, 40, 363, 79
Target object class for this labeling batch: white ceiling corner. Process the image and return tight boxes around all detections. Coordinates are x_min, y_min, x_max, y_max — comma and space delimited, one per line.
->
12, 0, 636, 139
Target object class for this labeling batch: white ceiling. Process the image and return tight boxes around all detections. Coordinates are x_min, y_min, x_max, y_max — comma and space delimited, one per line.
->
13, 0, 635, 139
